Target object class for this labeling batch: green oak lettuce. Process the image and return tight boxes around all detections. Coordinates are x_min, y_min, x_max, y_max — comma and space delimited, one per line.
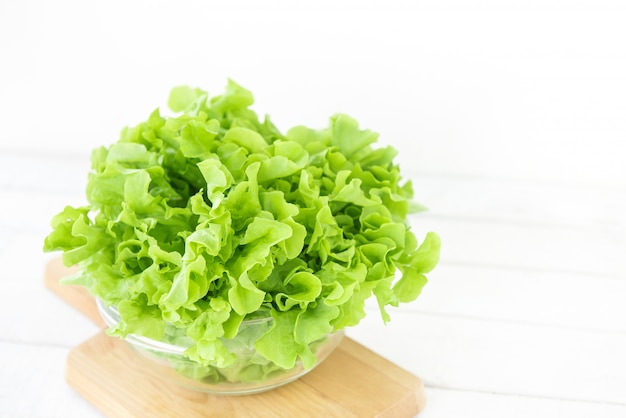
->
44, 80, 440, 371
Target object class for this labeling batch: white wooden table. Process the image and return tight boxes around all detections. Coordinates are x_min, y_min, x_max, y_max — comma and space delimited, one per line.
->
1, 1, 625, 417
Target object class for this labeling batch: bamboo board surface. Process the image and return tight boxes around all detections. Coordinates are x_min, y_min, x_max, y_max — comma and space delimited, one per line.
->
44, 258, 426, 417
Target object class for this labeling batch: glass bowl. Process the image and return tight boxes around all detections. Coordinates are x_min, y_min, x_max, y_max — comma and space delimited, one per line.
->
96, 298, 344, 395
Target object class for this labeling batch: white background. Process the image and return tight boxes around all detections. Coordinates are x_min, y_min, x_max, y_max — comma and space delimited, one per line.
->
1, 0, 625, 417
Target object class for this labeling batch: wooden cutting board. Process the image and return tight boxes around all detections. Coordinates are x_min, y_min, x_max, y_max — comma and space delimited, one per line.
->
44, 258, 426, 417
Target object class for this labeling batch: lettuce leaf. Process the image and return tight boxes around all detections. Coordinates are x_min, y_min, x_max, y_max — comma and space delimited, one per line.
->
44, 80, 440, 373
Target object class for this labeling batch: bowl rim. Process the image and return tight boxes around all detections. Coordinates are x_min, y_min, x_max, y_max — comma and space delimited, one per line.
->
96, 298, 273, 356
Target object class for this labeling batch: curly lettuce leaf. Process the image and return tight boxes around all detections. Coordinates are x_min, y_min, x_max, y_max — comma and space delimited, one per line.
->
44, 80, 440, 374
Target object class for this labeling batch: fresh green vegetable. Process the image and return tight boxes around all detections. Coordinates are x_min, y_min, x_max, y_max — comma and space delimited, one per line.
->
44, 80, 440, 375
